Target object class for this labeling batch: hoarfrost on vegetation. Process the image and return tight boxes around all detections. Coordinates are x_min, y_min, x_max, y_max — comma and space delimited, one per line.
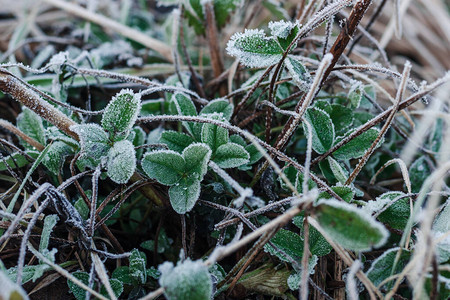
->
159, 258, 212, 300
226, 29, 283, 68
70, 123, 110, 167
268, 20, 299, 39
214, 142, 249, 168
17, 107, 46, 148
101, 89, 141, 139
106, 140, 136, 184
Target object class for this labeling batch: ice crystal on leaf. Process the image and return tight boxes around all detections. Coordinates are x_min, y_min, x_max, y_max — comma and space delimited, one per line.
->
101, 89, 141, 141
159, 259, 212, 300
226, 29, 283, 68
106, 140, 136, 184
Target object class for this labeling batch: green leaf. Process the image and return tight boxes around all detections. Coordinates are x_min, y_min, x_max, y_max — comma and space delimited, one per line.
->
433, 199, 450, 263
323, 104, 354, 135
348, 82, 363, 109
303, 108, 335, 154
131, 127, 146, 160
39, 214, 59, 254
182, 143, 211, 178
142, 150, 185, 185
169, 177, 201, 214
70, 124, 110, 167
376, 192, 411, 230
171, 92, 197, 136
42, 141, 73, 175
0, 151, 39, 171
100, 278, 123, 299
287, 256, 318, 290
319, 186, 355, 203
214, 142, 250, 168
200, 99, 234, 121
160, 130, 195, 152
285, 57, 308, 88
245, 143, 263, 165
409, 156, 432, 193
295, 172, 317, 194
74, 198, 89, 220
332, 128, 380, 160
315, 199, 389, 251
327, 157, 348, 184
7, 264, 51, 285
226, 29, 283, 68
366, 248, 411, 290
101, 89, 141, 139
293, 216, 332, 257
106, 140, 136, 184
200, 114, 229, 152
159, 259, 212, 300
213, 0, 241, 28
17, 107, 46, 149
67, 271, 89, 300
269, 20, 300, 50
129, 249, 147, 285
264, 229, 303, 262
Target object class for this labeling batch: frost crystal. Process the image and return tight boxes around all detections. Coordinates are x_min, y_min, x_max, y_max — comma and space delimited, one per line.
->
226, 29, 283, 68
268, 20, 298, 39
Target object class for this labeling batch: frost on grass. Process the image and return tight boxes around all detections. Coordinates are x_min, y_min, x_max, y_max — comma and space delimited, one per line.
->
159, 258, 212, 300
226, 29, 283, 68
106, 140, 136, 184
101, 89, 141, 140
17, 107, 46, 148
315, 199, 389, 251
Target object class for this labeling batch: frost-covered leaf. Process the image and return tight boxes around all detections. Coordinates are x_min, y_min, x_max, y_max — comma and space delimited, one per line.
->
70, 124, 110, 166
226, 29, 283, 68
171, 92, 197, 136
428, 118, 443, 153
327, 157, 348, 184
214, 142, 249, 168
142, 150, 185, 185
332, 128, 380, 160
169, 177, 201, 214
295, 172, 317, 194
67, 271, 89, 300
131, 127, 146, 160
39, 214, 59, 254
287, 256, 318, 290
433, 199, 450, 263
106, 140, 136, 184
292, 216, 332, 257
229, 134, 246, 146
17, 107, 46, 149
376, 192, 411, 230
323, 104, 354, 135
285, 57, 308, 88
147, 126, 164, 145
409, 156, 432, 193
200, 99, 234, 121
129, 249, 147, 285
182, 143, 211, 178
318, 185, 355, 203
159, 259, 212, 300
160, 130, 194, 152
264, 229, 303, 262
100, 278, 123, 299
7, 263, 51, 284
42, 141, 73, 175
269, 20, 300, 50
201, 114, 229, 152
366, 248, 411, 289
101, 89, 141, 140
314, 199, 389, 251
348, 82, 363, 109
0, 151, 39, 171
303, 108, 335, 154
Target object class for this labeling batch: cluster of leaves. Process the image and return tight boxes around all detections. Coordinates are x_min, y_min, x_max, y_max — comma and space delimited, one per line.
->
0, 0, 449, 299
